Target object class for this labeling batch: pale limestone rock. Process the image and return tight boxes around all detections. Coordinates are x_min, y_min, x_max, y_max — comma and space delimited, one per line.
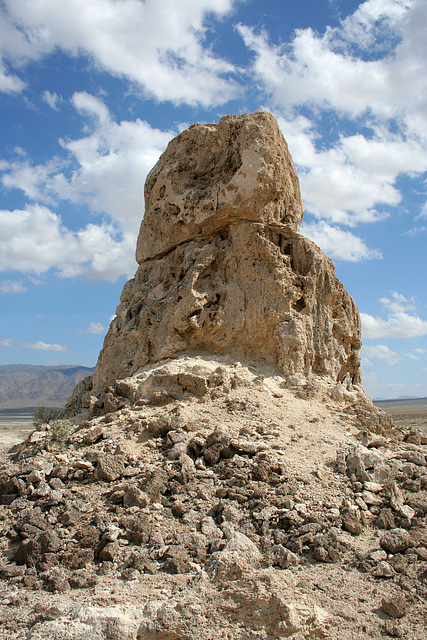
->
136, 110, 304, 263
91, 111, 364, 397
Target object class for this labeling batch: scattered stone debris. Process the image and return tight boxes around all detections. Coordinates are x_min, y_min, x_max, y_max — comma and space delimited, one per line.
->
1, 357, 426, 639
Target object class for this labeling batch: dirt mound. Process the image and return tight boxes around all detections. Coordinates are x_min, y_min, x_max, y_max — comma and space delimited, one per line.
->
0, 357, 426, 639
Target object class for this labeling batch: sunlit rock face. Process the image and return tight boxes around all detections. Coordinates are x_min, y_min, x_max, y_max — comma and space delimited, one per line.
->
135, 111, 304, 263
92, 111, 362, 393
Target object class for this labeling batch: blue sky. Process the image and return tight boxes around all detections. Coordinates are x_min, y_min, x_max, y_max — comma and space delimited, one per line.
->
0, 0, 426, 399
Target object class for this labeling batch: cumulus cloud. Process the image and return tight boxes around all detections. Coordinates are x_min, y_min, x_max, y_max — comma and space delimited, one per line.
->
77, 321, 107, 335
275, 115, 401, 227
302, 221, 381, 261
0, 9, 31, 93
362, 313, 427, 338
361, 291, 427, 338
241, 0, 427, 235
61, 92, 175, 232
239, 0, 427, 127
1, 156, 65, 203
379, 291, 416, 313
0, 62, 25, 93
0, 338, 13, 348
0, 95, 179, 280
0, 204, 136, 281
275, 114, 427, 230
20, 340, 70, 352
42, 90, 61, 110
1, 93, 174, 228
0, 279, 27, 294
1, 0, 241, 106
362, 344, 401, 366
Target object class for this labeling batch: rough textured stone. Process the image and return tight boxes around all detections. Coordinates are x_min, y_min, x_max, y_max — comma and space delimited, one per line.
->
95, 455, 125, 482
381, 595, 407, 618
380, 529, 412, 554
1, 352, 426, 639
123, 486, 149, 508
372, 561, 395, 578
5, 110, 423, 640
88, 111, 365, 400
342, 511, 363, 536
136, 110, 304, 262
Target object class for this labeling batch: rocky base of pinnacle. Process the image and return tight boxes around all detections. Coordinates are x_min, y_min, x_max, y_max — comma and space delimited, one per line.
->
0, 357, 426, 639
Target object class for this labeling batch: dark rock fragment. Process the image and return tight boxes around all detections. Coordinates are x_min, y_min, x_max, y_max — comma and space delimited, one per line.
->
95, 454, 126, 482
380, 529, 412, 554
381, 595, 407, 618
341, 511, 363, 535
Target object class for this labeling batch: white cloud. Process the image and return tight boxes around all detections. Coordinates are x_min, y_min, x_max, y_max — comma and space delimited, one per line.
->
1, 0, 241, 106
302, 221, 381, 261
338, 0, 412, 46
403, 225, 426, 236
0, 62, 25, 93
1, 157, 64, 203
77, 321, 107, 335
340, 133, 427, 179
42, 90, 61, 110
274, 115, 427, 229
0, 338, 13, 348
405, 352, 420, 360
275, 114, 398, 228
274, 110, 427, 232
417, 201, 427, 219
0, 10, 30, 93
0, 95, 181, 281
362, 344, 401, 366
379, 291, 416, 313
239, 0, 427, 129
414, 348, 427, 354
361, 314, 427, 339
20, 340, 70, 352
0, 204, 136, 281
60, 93, 175, 232
361, 291, 427, 338
1, 94, 175, 236
0, 279, 27, 294
241, 0, 427, 233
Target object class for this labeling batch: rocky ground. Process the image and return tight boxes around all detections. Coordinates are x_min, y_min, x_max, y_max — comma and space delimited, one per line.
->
0, 422, 33, 457
0, 356, 426, 640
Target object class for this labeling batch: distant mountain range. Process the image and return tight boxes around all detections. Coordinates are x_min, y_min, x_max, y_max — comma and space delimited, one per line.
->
373, 395, 420, 402
0, 364, 95, 411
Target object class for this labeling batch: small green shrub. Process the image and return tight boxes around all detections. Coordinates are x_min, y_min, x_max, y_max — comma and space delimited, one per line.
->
33, 406, 61, 426
49, 419, 72, 444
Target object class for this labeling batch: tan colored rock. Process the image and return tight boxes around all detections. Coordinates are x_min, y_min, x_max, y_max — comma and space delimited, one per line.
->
92, 111, 363, 397
136, 110, 304, 263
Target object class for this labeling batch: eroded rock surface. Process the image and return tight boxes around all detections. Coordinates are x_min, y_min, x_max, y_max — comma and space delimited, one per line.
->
89, 111, 363, 399
136, 110, 304, 262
